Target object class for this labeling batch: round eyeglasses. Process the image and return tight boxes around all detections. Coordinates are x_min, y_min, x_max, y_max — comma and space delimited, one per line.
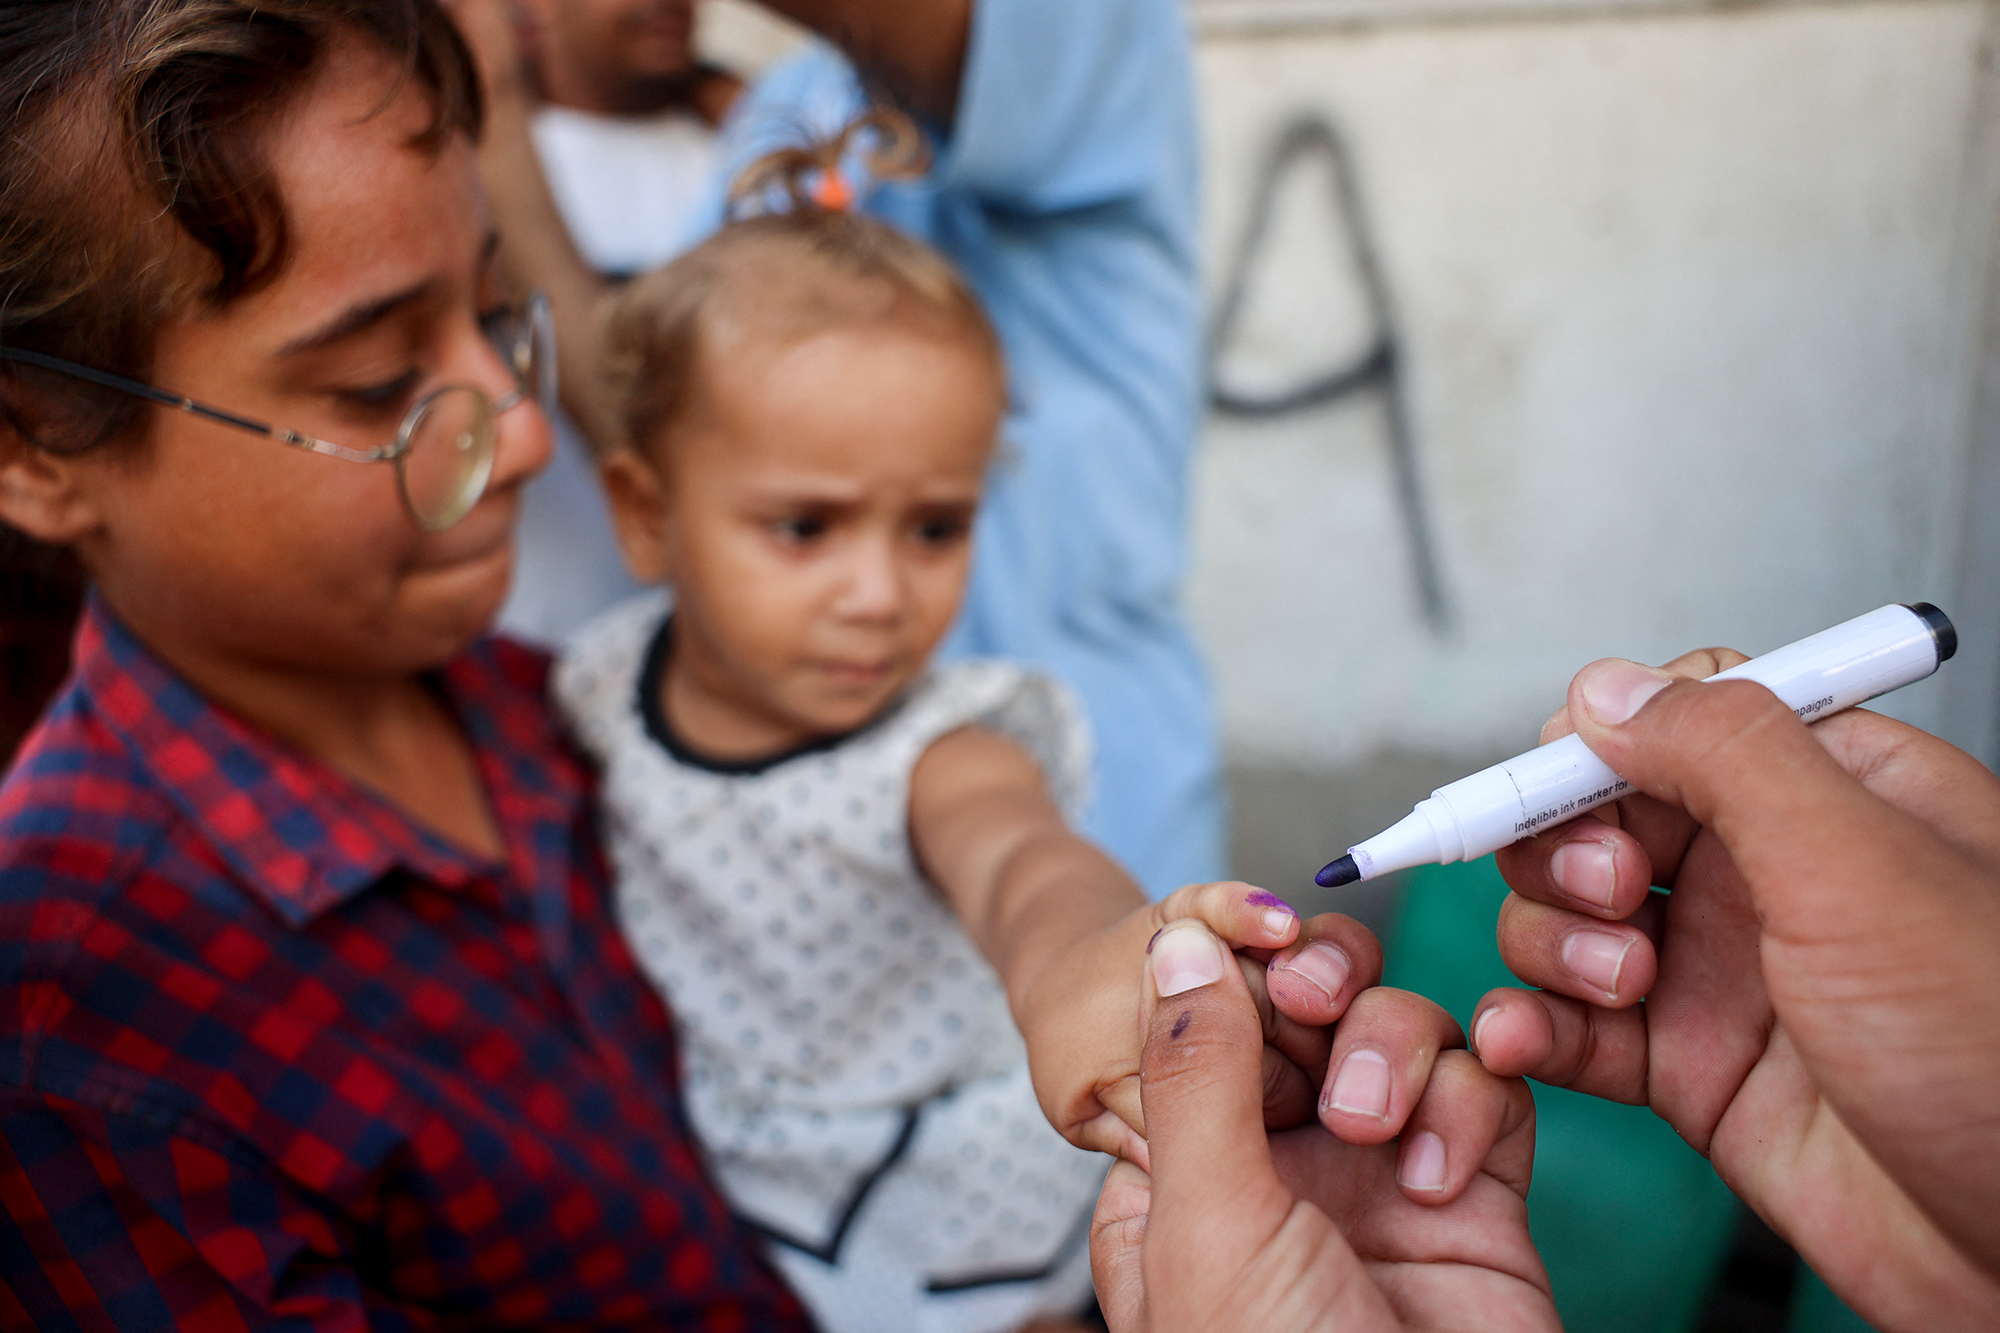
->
0, 292, 555, 533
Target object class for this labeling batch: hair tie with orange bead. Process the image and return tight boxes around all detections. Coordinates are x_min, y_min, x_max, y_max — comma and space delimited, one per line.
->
808, 167, 855, 211
728, 107, 928, 220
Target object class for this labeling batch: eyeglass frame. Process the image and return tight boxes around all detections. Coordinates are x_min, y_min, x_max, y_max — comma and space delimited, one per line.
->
0, 291, 553, 533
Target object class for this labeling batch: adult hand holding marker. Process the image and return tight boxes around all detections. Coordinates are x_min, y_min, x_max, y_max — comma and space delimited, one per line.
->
1315, 603, 1957, 888
1469, 624, 2000, 1329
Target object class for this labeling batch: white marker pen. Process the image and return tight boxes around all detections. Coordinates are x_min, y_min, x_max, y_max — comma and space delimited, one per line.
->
1314, 603, 1957, 888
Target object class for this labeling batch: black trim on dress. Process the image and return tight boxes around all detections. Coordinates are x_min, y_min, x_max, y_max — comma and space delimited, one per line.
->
742, 1105, 923, 1264
637, 615, 880, 776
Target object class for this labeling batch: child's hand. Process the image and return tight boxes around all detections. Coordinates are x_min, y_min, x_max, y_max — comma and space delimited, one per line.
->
1013, 882, 1383, 1166
910, 726, 1380, 1165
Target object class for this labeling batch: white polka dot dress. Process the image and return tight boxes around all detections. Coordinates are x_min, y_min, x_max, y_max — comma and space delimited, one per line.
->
556, 594, 1107, 1333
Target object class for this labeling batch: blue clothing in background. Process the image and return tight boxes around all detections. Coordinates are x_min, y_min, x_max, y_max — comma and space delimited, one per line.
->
710, 0, 1223, 896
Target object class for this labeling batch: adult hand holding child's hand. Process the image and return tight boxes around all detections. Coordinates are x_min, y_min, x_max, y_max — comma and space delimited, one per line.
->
1089, 919, 1553, 1331
913, 714, 1384, 1166
1473, 652, 2000, 1329
1098, 887, 1387, 1165
1004, 873, 1381, 1167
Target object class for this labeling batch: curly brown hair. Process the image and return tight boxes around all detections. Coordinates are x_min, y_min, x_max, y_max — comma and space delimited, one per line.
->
0, 0, 482, 457
601, 109, 1002, 467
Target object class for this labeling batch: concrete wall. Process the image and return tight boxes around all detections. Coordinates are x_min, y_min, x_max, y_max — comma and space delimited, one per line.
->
1188, 0, 2000, 895
1194, 0, 1990, 760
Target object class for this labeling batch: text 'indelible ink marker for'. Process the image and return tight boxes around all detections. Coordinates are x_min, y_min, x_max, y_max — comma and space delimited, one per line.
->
1315, 602, 1957, 889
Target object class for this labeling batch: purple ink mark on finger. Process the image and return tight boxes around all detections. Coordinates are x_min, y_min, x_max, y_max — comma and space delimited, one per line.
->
1146, 927, 1164, 955
1170, 1010, 1193, 1039
1246, 890, 1295, 913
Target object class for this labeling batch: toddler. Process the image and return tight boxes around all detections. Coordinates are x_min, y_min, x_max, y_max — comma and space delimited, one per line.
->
553, 140, 1294, 1332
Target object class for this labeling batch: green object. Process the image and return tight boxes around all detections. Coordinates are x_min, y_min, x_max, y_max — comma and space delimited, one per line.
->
1382, 858, 1741, 1333
1789, 1265, 1879, 1332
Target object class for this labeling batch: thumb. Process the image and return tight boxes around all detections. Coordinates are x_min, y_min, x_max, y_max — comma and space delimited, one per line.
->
1133, 922, 1299, 1325
1134, 923, 1394, 1332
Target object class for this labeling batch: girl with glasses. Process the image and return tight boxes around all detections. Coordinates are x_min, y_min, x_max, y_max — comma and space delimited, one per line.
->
0, 2, 812, 1325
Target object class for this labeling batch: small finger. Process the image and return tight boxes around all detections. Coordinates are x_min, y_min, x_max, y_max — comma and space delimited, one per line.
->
1318, 987, 1464, 1146
1237, 952, 1331, 1122
1089, 1160, 1152, 1329
1263, 912, 1385, 1028
1153, 880, 1302, 954
1071, 1104, 1150, 1171
1261, 1041, 1320, 1131
1396, 1049, 1538, 1204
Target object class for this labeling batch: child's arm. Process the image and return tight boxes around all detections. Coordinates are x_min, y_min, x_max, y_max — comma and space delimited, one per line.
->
910, 724, 1382, 1164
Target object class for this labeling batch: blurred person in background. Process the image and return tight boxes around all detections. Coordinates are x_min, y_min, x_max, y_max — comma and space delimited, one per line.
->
492, 0, 740, 644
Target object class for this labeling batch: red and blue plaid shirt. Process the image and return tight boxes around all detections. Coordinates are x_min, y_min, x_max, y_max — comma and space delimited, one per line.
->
0, 600, 812, 1331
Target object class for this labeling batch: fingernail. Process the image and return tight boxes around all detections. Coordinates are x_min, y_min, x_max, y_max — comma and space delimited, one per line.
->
1247, 890, 1298, 939
1399, 1131, 1448, 1192
1562, 930, 1635, 999
1579, 659, 1672, 725
1470, 1005, 1497, 1057
1325, 1048, 1392, 1118
1551, 840, 1618, 911
1150, 921, 1227, 997
1274, 942, 1351, 1005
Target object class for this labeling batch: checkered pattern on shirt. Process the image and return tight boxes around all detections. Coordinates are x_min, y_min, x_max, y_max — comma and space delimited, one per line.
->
0, 599, 811, 1332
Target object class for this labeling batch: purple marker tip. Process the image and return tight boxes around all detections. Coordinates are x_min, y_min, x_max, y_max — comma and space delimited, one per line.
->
1314, 854, 1360, 889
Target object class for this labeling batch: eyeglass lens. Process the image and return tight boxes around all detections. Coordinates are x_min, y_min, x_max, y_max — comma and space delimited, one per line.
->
397, 298, 551, 531
484, 297, 555, 412
517, 297, 556, 411
398, 387, 496, 532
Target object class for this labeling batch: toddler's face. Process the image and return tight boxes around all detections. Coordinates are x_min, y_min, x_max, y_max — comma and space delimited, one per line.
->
610, 321, 1003, 756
